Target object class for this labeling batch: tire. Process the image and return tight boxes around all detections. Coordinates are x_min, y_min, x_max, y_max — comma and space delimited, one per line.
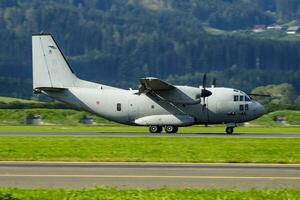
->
173, 126, 178, 133
149, 125, 162, 133
165, 125, 178, 133
226, 127, 234, 134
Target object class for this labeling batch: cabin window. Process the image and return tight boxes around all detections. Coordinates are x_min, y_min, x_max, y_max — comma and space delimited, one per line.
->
240, 96, 244, 101
117, 103, 122, 111
234, 95, 239, 102
245, 104, 249, 110
245, 96, 251, 101
151, 105, 155, 109
240, 105, 244, 111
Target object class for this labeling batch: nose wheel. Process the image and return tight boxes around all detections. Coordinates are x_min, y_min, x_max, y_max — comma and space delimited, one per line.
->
226, 127, 234, 134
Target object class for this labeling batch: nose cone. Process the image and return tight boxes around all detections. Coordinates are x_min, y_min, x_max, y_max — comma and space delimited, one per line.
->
256, 103, 266, 118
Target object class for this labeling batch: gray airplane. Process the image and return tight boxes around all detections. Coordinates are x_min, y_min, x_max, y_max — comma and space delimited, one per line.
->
32, 33, 266, 134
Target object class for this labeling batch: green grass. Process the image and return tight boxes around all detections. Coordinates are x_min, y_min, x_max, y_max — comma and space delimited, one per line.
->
0, 188, 299, 200
0, 96, 38, 103
0, 137, 299, 163
0, 125, 299, 134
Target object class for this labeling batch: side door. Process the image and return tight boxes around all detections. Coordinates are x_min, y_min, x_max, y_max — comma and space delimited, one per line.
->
128, 94, 139, 123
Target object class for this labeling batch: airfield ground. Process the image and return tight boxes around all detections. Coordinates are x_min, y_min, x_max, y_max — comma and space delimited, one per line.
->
0, 116, 299, 196
0, 162, 299, 189
0, 131, 299, 198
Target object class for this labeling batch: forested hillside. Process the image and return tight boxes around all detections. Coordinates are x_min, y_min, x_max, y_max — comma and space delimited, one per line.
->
0, 0, 300, 98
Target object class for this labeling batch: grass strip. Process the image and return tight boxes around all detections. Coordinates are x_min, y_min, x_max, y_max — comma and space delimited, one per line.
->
0, 125, 300, 134
0, 188, 299, 200
0, 137, 299, 163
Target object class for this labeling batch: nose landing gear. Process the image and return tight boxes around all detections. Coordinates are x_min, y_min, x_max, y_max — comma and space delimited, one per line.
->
226, 123, 236, 134
226, 127, 234, 134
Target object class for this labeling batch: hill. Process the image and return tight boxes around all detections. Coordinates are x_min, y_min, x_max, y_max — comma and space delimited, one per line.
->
0, 0, 300, 98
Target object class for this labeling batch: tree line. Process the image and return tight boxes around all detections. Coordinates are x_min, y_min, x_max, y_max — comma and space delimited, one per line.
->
0, 0, 299, 99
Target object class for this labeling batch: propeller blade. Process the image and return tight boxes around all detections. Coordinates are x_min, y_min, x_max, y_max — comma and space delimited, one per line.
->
201, 73, 212, 112
248, 93, 271, 97
203, 73, 207, 89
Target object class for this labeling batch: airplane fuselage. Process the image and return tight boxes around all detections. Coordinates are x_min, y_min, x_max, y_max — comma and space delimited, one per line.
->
45, 85, 265, 127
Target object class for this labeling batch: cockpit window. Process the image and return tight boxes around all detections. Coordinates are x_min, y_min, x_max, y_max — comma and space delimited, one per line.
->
245, 96, 251, 101
240, 96, 244, 101
234, 95, 238, 102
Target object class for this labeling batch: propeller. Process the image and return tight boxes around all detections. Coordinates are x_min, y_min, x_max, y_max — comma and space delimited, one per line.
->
199, 73, 212, 111
200, 73, 212, 98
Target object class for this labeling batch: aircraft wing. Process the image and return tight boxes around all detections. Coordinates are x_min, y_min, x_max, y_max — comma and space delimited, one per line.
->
137, 77, 175, 94
136, 77, 202, 105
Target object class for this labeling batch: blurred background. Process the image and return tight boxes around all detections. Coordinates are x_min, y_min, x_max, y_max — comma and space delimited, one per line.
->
0, 0, 299, 111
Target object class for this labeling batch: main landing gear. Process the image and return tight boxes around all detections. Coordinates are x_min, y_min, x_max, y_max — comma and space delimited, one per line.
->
165, 125, 178, 133
149, 125, 163, 133
149, 125, 178, 134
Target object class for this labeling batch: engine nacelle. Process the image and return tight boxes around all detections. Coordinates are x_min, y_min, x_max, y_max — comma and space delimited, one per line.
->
134, 114, 195, 126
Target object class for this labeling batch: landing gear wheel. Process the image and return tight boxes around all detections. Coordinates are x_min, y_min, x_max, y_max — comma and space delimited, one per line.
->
165, 126, 178, 133
226, 127, 234, 134
149, 125, 162, 133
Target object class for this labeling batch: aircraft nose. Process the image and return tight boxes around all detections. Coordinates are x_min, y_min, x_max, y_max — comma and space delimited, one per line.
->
256, 103, 266, 117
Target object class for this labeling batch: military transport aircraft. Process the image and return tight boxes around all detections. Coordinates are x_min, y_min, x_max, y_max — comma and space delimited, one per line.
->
32, 33, 266, 134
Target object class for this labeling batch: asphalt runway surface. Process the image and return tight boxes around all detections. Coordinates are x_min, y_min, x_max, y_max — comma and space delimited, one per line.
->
0, 162, 299, 189
0, 132, 300, 138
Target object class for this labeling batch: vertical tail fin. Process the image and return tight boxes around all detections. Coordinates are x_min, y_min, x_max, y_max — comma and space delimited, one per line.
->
32, 33, 77, 89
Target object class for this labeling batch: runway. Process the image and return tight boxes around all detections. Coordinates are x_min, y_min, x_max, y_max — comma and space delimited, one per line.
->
0, 132, 300, 138
0, 162, 299, 189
